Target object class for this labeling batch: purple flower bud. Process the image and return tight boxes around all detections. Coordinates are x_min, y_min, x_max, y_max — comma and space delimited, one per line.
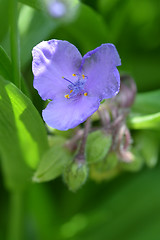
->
114, 75, 137, 108
32, 40, 121, 130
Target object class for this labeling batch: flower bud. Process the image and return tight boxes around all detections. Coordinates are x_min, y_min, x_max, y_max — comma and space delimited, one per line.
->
115, 74, 137, 108
63, 160, 88, 192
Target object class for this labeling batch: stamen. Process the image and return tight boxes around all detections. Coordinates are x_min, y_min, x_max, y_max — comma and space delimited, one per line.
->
62, 77, 75, 86
84, 92, 88, 96
65, 94, 70, 99
72, 74, 76, 77
82, 74, 85, 79
70, 90, 73, 93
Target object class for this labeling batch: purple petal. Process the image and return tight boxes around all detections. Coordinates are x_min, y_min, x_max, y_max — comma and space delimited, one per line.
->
42, 95, 100, 130
80, 44, 121, 100
32, 40, 82, 100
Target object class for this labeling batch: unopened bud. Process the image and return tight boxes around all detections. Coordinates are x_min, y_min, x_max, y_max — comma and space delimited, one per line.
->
115, 75, 137, 108
63, 160, 88, 192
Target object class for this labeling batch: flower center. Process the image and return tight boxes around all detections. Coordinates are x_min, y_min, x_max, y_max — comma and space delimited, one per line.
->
62, 74, 88, 99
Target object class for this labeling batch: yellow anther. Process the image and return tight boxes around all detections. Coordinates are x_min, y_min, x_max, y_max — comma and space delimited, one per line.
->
65, 94, 70, 99
82, 74, 85, 79
62, 76, 64, 78
72, 74, 76, 77
70, 90, 73, 93
84, 92, 88, 96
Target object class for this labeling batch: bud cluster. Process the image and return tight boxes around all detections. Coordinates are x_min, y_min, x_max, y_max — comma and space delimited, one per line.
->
63, 74, 144, 186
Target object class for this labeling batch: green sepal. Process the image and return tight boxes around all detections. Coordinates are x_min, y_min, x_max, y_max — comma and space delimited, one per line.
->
86, 130, 112, 164
63, 160, 88, 192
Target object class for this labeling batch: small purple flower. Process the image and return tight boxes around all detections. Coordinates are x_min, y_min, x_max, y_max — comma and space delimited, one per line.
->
32, 40, 121, 130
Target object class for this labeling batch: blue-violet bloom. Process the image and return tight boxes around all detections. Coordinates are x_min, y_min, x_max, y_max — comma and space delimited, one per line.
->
32, 40, 121, 130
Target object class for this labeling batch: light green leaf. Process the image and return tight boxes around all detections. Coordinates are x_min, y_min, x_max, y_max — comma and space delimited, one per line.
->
132, 90, 160, 115
128, 112, 160, 129
18, 0, 44, 11
0, 76, 48, 191
19, 5, 60, 67
33, 136, 71, 182
86, 130, 112, 164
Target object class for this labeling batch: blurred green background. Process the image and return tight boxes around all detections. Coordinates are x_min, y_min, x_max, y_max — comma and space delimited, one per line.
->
0, 0, 160, 239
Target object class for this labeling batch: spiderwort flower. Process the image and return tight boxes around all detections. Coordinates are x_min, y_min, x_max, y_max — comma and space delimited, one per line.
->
32, 40, 121, 130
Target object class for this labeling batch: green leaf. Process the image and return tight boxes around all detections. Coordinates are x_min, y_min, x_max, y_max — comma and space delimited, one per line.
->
128, 112, 160, 130
134, 131, 159, 168
18, 0, 44, 11
132, 90, 160, 115
86, 130, 112, 164
0, 45, 12, 81
0, 45, 31, 98
19, 5, 60, 67
33, 136, 71, 182
0, 76, 48, 191
0, 0, 9, 41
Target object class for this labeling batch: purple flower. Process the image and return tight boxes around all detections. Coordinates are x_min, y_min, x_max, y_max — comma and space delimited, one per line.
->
32, 40, 121, 130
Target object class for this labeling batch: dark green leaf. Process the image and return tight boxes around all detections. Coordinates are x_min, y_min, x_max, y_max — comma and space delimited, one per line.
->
0, 45, 12, 81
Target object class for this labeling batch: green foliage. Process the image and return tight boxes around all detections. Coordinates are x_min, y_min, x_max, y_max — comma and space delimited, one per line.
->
18, 0, 44, 11
86, 130, 112, 164
132, 90, 160, 115
120, 149, 144, 172
134, 131, 159, 168
19, 5, 60, 67
0, 0, 9, 41
53, 3, 108, 54
128, 112, 160, 130
128, 90, 160, 129
0, 76, 48, 191
33, 136, 71, 182
0, 45, 12, 81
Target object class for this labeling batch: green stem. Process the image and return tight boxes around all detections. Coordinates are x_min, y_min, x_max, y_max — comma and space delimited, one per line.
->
8, 192, 23, 240
9, 0, 21, 89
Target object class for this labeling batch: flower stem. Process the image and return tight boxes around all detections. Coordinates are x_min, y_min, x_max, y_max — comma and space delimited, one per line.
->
75, 117, 91, 163
9, 0, 21, 89
7, 192, 24, 240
